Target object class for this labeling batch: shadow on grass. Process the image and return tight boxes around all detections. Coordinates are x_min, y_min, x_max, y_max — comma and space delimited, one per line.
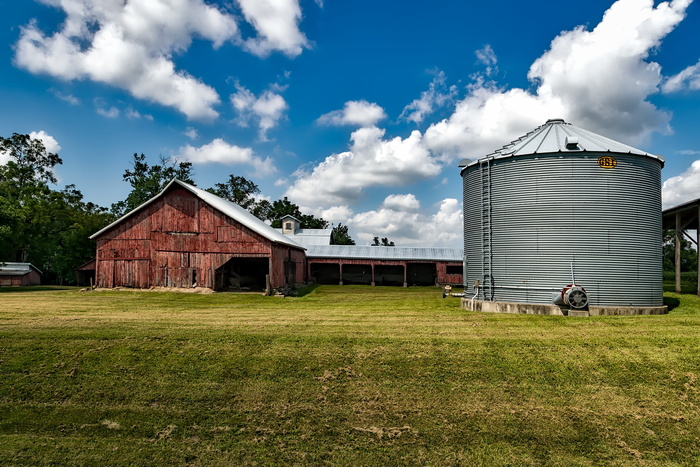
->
0, 285, 79, 293
294, 284, 321, 297
663, 296, 681, 312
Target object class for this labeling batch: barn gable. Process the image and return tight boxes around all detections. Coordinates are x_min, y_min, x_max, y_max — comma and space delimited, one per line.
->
91, 180, 305, 290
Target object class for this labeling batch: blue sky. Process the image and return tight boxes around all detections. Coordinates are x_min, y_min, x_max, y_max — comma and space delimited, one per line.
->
2, 0, 700, 247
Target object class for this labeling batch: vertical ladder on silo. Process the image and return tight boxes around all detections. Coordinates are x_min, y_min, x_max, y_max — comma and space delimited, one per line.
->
480, 157, 493, 300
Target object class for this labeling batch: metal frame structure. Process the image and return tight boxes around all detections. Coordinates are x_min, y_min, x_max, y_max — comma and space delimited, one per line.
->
662, 198, 700, 295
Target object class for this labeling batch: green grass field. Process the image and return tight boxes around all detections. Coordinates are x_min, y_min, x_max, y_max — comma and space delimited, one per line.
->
1, 285, 699, 466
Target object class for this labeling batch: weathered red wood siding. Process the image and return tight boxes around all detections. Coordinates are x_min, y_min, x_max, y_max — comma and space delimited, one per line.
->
268, 244, 306, 287
94, 187, 304, 289
437, 262, 464, 285
0, 269, 41, 286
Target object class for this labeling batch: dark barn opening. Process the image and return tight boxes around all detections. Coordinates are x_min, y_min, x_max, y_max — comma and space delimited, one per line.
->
342, 264, 372, 285
311, 263, 340, 284
446, 265, 463, 275
374, 265, 404, 286
215, 257, 269, 291
407, 263, 437, 286
76, 269, 95, 287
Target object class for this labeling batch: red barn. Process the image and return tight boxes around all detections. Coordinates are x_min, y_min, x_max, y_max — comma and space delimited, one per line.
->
90, 180, 306, 291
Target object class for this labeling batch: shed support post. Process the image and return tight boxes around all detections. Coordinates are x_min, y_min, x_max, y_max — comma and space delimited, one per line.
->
339, 263, 343, 286
371, 264, 375, 286
403, 265, 407, 288
675, 212, 681, 294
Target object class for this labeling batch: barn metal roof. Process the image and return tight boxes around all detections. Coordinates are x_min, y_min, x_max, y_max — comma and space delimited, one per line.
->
0, 262, 42, 275
90, 179, 304, 250
305, 245, 463, 261
276, 228, 333, 246
662, 197, 700, 230
462, 118, 664, 171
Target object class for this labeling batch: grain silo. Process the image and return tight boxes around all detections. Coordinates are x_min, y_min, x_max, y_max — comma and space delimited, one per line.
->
460, 119, 667, 316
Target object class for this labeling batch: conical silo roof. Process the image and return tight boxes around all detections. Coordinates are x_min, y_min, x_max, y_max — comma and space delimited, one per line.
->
462, 118, 664, 170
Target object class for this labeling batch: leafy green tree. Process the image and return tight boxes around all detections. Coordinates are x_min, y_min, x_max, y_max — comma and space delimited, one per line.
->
330, 224, 355, 245
250, 199, 273, 221
42, 186, 114, 284
0, 196, 22, 261
207, 174, 262, 211
267, 197, 328, 229
111, 153, 194, 216
0, 133, 63, 263
371, 236, 395, 247
663, 229, 697, 273
0, 133, 62, 192
0, 134, 113, 283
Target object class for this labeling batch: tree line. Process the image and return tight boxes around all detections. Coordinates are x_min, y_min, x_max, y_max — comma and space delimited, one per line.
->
0, 133, 354, 285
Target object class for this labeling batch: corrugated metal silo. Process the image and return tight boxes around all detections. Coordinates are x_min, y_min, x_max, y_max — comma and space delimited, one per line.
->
461, 119, 664, 309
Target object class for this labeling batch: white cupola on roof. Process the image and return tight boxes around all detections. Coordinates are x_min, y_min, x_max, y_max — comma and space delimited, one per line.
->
281, 215, 301, 234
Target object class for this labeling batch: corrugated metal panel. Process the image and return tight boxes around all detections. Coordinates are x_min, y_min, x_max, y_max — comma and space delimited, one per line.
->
462, 119, 664, 171
306, 245, 463, 261
276, 228, 332, 246
463, 150, 663, 307
0, 263, 42, 275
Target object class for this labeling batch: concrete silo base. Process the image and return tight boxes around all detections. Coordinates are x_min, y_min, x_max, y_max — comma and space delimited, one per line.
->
462, 299, 667, 316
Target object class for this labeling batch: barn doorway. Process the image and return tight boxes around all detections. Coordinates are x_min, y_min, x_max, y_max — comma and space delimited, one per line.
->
311, 263, 340, 284
407, 263, 437, 286
342, 264, 372, 285
215, 257, 269, 291
374, 265, 405, 286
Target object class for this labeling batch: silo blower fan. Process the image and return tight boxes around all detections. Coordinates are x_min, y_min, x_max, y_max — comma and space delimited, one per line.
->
561, 285, 589, 309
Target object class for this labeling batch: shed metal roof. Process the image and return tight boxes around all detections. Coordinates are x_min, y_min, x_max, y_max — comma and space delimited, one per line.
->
305, 245, 463, 261
90, 179, 304, 250
0, 262, 42, 275
662, 197, 700, 231
462, 119, 664, 171
276, 228, 332, 246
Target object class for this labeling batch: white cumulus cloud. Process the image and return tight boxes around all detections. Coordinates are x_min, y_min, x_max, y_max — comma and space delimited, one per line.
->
318, 205, 354, 225
176, 138, 275, 175
382, 194, 421, 212
14, 0, 237, 120
285, 126, 441, 207
29, 130, 61, 154
50, 88, 80, 105
349, 196, 462, 248
663, 59, 700, 93
317, 100, 387, 127
184, 127, 199, 140
424, 0, 691, 160
237, 0, 309, 57
662, 160, 700, 209
399, 71, 458, 124
475, 44, 498, 77
13, 0, 310, 121
231, 83, 288, 141
97, 106, 120, 119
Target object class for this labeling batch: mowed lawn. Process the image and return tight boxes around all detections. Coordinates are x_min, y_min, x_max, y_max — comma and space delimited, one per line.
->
1, 286, 699, 466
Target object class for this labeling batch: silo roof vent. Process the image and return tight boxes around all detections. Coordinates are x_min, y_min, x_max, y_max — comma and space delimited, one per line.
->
565, 136, 579, 149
